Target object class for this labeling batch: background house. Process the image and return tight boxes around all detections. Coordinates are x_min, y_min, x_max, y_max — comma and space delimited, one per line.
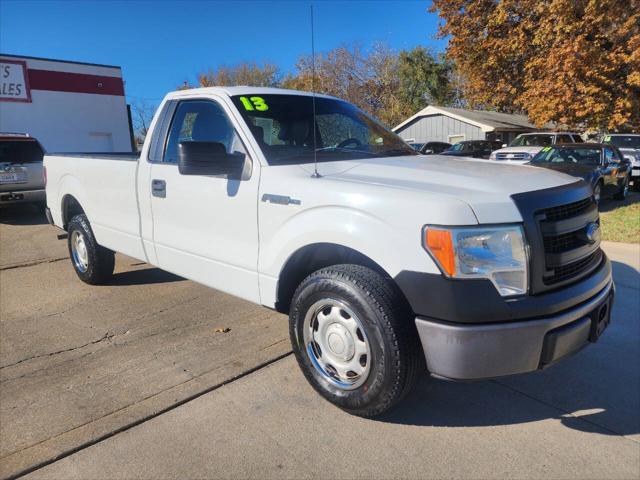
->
393, 105, 540, 146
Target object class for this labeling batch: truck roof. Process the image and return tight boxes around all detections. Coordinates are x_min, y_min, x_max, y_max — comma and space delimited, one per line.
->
166, 86, 340, 101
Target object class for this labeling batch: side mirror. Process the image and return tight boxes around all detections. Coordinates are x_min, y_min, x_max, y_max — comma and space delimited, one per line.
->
423, 149, 434, 154
178, 141, 245, 177
502, 143, 507, 148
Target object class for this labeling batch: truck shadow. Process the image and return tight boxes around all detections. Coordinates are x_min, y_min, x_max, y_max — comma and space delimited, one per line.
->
0, 204, 48, 225
108, 267, 185, 286
599, 189, 639, 212
378, 260, 639, 438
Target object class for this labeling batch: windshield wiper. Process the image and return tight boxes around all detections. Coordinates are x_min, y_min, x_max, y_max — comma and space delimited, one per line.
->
314, 147, 378, 156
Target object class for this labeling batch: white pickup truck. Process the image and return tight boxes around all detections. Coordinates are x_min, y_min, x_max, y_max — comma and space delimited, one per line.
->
45, 87, 614, 417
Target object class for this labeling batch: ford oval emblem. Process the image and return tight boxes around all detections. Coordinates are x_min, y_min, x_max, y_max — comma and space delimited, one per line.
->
585, 222, 601, 244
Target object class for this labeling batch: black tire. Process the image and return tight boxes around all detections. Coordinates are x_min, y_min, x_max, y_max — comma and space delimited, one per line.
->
593, 181, 602, 206
289, 264, 424, 417
613, 175, 630, 200
67, 214, 115, 284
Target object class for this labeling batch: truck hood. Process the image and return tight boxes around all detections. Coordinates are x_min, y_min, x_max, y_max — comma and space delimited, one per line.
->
300, 155, 579, 223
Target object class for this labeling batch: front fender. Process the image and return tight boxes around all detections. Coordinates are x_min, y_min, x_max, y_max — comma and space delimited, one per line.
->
259, 205, 439, 281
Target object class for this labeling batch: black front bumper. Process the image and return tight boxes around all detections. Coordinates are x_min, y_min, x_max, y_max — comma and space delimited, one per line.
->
395, 253, 612, 325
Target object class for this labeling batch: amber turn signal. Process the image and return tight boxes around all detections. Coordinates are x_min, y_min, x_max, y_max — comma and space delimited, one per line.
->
425, 228, 456, 276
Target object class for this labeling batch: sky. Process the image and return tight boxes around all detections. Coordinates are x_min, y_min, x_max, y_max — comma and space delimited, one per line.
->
0, 0, 447, 106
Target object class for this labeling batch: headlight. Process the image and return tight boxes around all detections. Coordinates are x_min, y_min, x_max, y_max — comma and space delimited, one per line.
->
522, 153, 533, 161
489, 151, 497, 160
423, 225, 528, 296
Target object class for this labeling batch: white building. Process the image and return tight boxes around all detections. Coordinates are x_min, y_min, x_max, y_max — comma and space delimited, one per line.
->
0, 54, 133, 152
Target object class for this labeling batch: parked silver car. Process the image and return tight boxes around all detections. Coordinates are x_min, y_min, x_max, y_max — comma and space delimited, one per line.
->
0, 133, 46, 206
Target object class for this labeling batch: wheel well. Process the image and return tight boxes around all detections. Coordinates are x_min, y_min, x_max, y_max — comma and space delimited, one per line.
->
61, 195, 85, 230
275, 243, 395, 314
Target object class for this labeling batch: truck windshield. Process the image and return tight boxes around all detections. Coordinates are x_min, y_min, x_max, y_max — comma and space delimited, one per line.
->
510, 134, 553, 147
230, 94, 416, 165
0, 140, 44, 163
603, 135, 640, 149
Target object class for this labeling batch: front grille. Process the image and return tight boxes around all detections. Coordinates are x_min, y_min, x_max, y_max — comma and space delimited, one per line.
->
544, 250, 602, 285
538, 196, 601, 287
511, 183, 602, 294
541, 197, 592, 222
543, 230, 585, 253
495, 152, 530, 161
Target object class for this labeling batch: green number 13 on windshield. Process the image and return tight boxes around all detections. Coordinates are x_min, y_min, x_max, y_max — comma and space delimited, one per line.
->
239, 96, 269, 111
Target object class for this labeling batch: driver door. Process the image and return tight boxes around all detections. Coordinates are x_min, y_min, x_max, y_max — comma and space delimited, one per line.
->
149, 98, 261, 303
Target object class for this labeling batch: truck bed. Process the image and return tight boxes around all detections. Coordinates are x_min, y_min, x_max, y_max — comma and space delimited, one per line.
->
44, 152, 146, 262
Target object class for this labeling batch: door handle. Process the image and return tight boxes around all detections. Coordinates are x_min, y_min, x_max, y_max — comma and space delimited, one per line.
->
152, 179, 166, 198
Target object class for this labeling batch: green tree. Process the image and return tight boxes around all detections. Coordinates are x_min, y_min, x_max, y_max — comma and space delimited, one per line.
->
397, 47, 454, 113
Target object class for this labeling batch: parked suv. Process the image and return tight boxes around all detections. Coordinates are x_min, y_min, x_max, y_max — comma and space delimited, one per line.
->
602, 134, 640, 190
490, 132, 583, 164
0, 133, 46, 206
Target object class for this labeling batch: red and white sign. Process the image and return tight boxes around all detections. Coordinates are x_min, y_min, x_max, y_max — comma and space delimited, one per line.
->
0, 59, 31, 102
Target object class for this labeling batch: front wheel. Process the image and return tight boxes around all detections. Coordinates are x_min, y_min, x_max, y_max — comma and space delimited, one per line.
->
593, 182, 602, 206
67, 214, 115, 284
289, 264, 423, 417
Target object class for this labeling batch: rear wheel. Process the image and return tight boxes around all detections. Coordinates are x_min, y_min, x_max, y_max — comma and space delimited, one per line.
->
67, 214, 115, 284
289, 264, 423, 417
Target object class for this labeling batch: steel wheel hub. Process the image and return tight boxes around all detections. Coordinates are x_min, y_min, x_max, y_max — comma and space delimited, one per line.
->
303, 300, 371, 390
71, 230, 89, 273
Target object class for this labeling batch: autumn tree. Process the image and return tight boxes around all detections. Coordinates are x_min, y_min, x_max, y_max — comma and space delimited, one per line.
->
184, 61, 280, 89
430, 0, 640, 131
281, 44, 404, 126
282, 44, 454, 127
180, 45, 454, 127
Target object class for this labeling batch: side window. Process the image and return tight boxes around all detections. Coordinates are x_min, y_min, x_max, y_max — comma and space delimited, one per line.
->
164, 100, 245, 163
611, 147, 623, 161
604, 147, 617, 163
556, 135, 572, 144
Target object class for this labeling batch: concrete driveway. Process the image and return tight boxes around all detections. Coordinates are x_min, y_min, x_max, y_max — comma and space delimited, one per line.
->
1, 205, 639, 479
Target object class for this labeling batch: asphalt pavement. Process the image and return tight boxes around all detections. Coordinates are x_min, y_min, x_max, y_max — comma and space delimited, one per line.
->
1, 204, 638, 479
